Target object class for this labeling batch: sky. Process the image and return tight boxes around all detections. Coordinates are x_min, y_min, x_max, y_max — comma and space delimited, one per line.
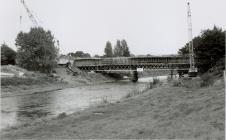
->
0, 0, 226, 56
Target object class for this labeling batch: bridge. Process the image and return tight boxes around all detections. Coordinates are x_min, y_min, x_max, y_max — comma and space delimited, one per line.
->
73, 56, 190, 72
71, 56, 191, 82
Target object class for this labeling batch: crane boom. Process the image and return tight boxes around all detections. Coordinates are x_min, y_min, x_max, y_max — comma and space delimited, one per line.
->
20, 0, 39, 27
187, 2, 197, 76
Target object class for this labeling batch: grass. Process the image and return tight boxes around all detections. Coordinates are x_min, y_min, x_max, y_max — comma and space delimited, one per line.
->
1, 75, 59, 86
1, 77, 42, 86
125, 78, 162, 99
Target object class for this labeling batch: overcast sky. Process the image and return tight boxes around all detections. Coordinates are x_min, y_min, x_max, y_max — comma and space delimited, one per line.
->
0, 0, 225, 56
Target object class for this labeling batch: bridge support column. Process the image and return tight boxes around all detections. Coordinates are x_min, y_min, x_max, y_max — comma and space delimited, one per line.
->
170, 69, 174, 79
131, 70, 138, 82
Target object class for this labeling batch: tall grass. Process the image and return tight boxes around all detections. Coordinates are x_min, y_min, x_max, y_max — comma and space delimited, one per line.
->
169, 75, 214, 88
124, 89, 144, 98
125, 78, 162, 99
150, 78, 162, 89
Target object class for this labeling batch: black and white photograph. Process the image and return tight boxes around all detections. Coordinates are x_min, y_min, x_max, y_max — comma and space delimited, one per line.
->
0, 0, 225, 139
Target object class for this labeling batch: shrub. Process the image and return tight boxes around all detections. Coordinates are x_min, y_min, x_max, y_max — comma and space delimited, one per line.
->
57, 112, 67, 119
200, 75, 214, 87
153, 78, 160, 85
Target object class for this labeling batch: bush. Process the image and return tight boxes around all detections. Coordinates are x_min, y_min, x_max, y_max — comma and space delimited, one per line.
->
57, 112, 67, 119
200, 75, 214, 87
153, 78, 160, 85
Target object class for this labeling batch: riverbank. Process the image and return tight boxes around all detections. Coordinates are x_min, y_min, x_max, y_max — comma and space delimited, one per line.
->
1, 77, 224, 139
1, 66, 115, 98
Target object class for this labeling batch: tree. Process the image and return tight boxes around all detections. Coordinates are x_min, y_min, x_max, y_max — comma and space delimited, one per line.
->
178, 26, 225, 73
195, 26, 225, 73
1, 43, 16, 65
15, 27, 59, 73
121, 39, 130, 57
113, 39, 131, 57
67, 51, 91, 58
104, 41, 113, 57
178, 36, 201, 55
113, 40, 123, 57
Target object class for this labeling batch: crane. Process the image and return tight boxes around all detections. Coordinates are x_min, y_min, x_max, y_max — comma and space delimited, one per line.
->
20, 0, 39, 27
187, 2, 197, 77
19, 0, 60, 58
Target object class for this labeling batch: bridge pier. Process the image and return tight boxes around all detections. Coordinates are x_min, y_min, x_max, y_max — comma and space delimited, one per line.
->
131, 70, 138, 82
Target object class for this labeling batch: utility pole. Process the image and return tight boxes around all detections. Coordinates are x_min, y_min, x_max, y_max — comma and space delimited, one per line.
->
187, 2, 197, 77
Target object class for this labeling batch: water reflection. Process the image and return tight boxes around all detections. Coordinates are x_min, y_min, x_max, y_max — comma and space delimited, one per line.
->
16, 93, 53, 123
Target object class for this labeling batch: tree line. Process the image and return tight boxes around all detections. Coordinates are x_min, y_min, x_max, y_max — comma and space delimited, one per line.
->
1, 26, 224, 74
65, 39, 131, 58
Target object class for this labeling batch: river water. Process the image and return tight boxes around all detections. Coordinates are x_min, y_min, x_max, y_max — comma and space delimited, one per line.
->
1, 76, 167, 130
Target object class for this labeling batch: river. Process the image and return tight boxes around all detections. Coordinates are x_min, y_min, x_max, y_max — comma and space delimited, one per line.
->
1, 76, 168, 130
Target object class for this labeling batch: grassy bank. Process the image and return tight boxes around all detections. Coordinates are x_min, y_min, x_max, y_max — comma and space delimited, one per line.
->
1, 66, 115, 97
1, 77, 224, 139
1, 68, 68, 98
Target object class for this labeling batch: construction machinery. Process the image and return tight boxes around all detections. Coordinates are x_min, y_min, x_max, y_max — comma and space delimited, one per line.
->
187, 2, 198, 77
20, 0, 39, 27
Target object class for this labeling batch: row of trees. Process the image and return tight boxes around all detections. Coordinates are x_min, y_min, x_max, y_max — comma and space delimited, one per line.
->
66, 39, 131, 58
104, 39, 130, 57
178, 26, 225, 73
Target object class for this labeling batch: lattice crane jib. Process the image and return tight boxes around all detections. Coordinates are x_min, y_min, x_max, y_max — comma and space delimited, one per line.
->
187, 2, 197, 74
20, 0, 39, 27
